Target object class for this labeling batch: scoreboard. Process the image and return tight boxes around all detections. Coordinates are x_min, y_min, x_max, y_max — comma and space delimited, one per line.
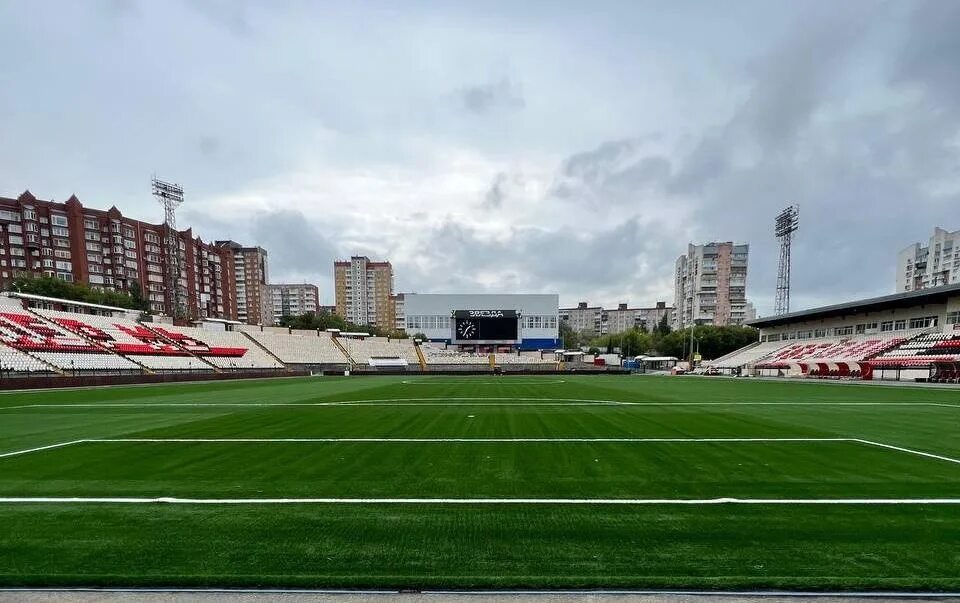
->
452, 310, 519, 344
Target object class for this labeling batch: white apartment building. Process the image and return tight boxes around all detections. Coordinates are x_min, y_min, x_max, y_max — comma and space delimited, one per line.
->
559, 302, 603, 337
334, 256, 394, 328
674, 242, 749, 329
267, 283, 319, 325
600, 302, 675, 335
897, 227, 960, 293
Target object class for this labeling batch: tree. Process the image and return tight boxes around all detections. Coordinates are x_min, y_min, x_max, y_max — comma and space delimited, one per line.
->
654, 324, 758, 360
279, 309, 349, 331
8, 274, 137, 309
127, 280, 150, 312
590, 327, 654, 358
656, 313, 672, 336
558, 321, 581, 350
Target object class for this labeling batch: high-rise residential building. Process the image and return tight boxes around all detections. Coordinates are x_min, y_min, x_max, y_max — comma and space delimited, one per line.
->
216, 241, 270, 325
266, 283, 319, 325
601, 301, 674, 335
0, 190, 236, 320
391, 293, 406, 332
674, 242, 749, 329
897, 227, 960, 292
559, 301, 604, 337
333, 256, 394, 328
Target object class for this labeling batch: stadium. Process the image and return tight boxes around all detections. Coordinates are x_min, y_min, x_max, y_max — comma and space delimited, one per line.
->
3, 2, 960, 597
2, 285, 960, 592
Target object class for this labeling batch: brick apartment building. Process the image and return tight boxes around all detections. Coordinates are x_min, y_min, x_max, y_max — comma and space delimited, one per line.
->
215, 241, 270, 325
334, 256, 395, 328
0, 190, 237, 321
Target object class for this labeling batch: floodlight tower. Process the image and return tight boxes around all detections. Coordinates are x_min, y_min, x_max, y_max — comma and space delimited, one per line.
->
152, 177, 187, 319
774, 205, 799, 316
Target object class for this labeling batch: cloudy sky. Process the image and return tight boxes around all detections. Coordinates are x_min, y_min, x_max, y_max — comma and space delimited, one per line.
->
1, 1, 957, 313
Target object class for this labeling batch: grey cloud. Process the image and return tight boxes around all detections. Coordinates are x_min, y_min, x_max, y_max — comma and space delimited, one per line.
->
550, 137, 673, 206
894, 1, 960, 110
482, 172, 508, 208
198, 136, 221, 158
480, 172, 526, 209
670, 8, 871, 194
98, 0, 137, 18
398, 216, 676, 306
183, 0, 253, 35
733, 11, 866, 149
459, 78, 525, 114
249, 210, 339, 284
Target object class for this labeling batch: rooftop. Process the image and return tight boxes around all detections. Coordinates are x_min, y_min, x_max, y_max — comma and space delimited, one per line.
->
747, 283, 960, 328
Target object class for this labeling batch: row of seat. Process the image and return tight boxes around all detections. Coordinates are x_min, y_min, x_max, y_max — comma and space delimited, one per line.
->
420, 346, 490, 364
241, 331, 347, 364
150, 325, 284, 369
341, 337, 421, 364
758, 335, 906, 367
37, 309, 202, 370
0, 347, 55, 373
873, 332, 960, 364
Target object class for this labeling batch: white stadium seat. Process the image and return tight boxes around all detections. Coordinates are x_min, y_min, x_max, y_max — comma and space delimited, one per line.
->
0, 309, 140, 372
243, 331, 349, 364
36, 309, 208, 371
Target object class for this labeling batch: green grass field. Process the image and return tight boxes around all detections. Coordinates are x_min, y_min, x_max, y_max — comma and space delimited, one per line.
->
1, 374, 959, 590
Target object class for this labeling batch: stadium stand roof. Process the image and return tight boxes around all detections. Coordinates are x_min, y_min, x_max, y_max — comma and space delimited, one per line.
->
747, 283, 960, 328
4, 292, 133, 314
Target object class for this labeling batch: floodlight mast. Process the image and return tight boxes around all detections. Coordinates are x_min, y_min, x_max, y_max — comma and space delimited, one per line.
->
774, 205, 799, 316
152, 177, 187, 320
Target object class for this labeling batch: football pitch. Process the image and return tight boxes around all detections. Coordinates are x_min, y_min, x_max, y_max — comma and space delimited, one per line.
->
1, 374, 959, 591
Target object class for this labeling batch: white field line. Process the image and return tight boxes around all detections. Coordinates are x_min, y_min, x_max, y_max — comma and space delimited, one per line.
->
0, 440, 87, 459
2, 496, 960, 505
853, 438, 960, 465
89, 437, 852, 444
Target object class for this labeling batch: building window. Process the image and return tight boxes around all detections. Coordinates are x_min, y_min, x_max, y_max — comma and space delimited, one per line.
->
880, 321, 894, 332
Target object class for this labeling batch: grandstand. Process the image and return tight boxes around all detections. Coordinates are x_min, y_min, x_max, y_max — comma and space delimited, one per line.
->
242, 330, 348, 365
0, 306, 141, 373
420, 344, 489, 365
148, 325, 284, 370
711, 283, 960, 381
37, 309, 211, 372
872, 331, 960, 365
340, 336, 420, 366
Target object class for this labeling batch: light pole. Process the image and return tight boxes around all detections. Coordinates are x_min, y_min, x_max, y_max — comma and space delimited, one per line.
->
689, 319, 697, 368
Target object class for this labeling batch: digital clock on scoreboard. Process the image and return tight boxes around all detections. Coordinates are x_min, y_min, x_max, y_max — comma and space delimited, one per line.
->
452, 310, 518, 343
